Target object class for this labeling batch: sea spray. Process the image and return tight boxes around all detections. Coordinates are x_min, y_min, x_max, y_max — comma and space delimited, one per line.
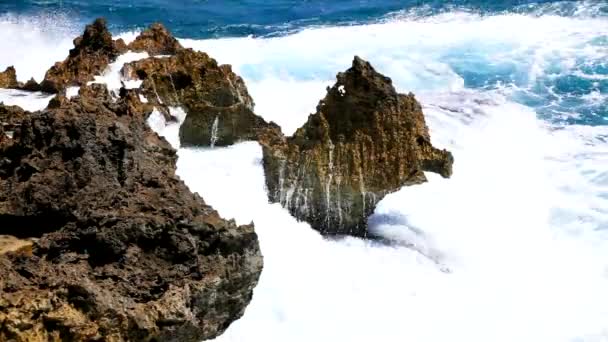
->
210, 115, 220, 148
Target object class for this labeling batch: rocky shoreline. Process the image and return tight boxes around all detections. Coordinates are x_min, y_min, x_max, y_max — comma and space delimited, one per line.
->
0, 18, 453, 341
0, 20, 262, 342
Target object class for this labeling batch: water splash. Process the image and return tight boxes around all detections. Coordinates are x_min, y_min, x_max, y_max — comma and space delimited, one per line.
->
210, 115, 220, 148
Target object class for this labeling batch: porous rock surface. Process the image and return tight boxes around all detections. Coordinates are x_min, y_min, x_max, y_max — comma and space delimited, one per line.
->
127, 23, 183, 56
0, 83, 262, 341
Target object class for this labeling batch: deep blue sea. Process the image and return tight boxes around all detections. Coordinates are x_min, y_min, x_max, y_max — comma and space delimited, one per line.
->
1, 1, 608, 341
1, 0, 606, 126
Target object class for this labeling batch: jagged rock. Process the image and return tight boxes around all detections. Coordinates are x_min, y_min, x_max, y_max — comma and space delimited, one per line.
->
0, 66, 19, 89
39, 18, 127, 93
122, 48, 271, 147
0, 84, 262, 341
260, 56, 454, 237
128, 23, 183, 55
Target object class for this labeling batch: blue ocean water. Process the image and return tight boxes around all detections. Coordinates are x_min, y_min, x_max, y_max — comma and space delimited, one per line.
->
2, 0, 607, 38
1, 0, 606, 126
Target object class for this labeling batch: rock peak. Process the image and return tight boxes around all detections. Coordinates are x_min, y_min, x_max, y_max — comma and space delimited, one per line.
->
127, 22, 183, 55
40, 17, 127, 93
71, 17, 114, 55
262, 56, 454, 236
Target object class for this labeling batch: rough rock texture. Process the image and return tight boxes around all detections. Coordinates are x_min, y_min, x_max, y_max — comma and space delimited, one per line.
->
0, 84, 262, 341
0, 104, 28, 140
127, 23, 183, 56
39, 18, 127, 93
0, 67, 19, 89
260, 56, 454, 237
123, 48, 273, 146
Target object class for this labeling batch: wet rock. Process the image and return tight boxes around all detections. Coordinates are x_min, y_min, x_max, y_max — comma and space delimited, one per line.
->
122, 48, 273, 146
128, 23, 183, 55
260, 56, 454, 237
0, 66, 19, 89
39, 18, 127, 93
0, 84, 262, 341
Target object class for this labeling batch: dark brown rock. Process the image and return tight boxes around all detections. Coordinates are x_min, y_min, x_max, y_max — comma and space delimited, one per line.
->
0, 66, 19, 89
39, 18, 127, 93
123, 48, 271, 147
19, 78, 42, 92
0, 103, 28, 140
260, 56, 454, 237
128, 23, 183, 56
0, 84, 262, 341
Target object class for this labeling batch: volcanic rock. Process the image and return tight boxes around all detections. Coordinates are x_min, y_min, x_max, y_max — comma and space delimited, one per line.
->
127, 23, 183, 56
123, 48, 272, 146
39, 18, 127, 93
260, 56, 454, 237
0, 103, 28, 140
0, 84, 262, 341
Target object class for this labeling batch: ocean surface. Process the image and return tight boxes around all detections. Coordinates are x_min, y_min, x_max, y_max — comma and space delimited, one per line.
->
1, 1, 608, 341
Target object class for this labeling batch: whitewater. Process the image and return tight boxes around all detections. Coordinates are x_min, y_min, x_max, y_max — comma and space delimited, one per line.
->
1, 5, 608, 342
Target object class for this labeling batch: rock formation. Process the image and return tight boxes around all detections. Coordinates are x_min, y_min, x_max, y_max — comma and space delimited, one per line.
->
127, 23, 183, 56
260, 57, 454, 237
0, 84, 262, 341
0, 66, 43, 92
0, 67, 19, 89
39, 18, 127, 93
122, 45, 273, 147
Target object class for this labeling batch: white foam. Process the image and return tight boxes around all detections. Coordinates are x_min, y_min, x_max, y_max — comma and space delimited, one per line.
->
90, 51, 149, 95
0, 89, 54, 111
176, 11, 608, 342
166, 94, 608, 342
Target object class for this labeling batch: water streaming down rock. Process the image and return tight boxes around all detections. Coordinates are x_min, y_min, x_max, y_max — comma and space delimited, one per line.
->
210, 115, 220, 148
260, 56, 454, 237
